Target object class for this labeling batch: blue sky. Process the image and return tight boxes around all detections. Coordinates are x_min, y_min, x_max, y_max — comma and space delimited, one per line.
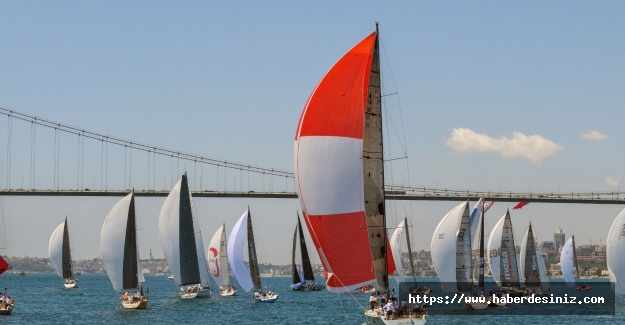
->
1, 1, 625, 264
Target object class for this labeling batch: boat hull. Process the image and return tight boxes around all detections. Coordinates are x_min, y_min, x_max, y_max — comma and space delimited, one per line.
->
365, 309, 427, 325
254, 292, 279, 303
0, 300, 14, 315
64, 280, 78, 289
121, 298, 148, 309
220, 287, 237, 296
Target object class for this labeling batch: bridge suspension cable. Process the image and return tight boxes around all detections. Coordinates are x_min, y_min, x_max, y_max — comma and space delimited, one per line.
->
0, 107, 295, 181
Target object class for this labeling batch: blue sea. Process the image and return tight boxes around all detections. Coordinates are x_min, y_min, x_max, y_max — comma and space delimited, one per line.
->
0, 274, 623, 324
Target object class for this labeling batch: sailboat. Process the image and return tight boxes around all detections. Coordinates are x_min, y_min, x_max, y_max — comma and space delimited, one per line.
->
49, 217, 78, 288
228, 208, 279, 303
519, 223, 550, 295
431, 201, 473, 294
291, 214, 325, 291
0, 200, 14, 315
467, 198, 492, 310
390, 217, 429, 295
294, 24, 426, 324
100, 192, 148, 309
560, 235, 590, 291
487, 210, 522, 305
159, 173, 211, 299
208, 223, 237, 296
607, 207, 625, 294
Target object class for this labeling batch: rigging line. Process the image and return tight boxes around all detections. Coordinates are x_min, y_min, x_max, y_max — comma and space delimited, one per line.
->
6, 116, 11, 190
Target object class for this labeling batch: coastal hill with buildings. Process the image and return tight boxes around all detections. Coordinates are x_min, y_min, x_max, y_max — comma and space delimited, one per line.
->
6, 229, 608, 278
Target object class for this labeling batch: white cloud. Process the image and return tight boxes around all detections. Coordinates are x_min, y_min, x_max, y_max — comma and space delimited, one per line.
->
604, 176, 620, 187
580, 130, 607, 141
446, 128, 564, 164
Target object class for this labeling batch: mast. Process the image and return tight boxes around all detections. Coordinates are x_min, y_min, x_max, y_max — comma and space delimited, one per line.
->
572, 235, 580, 280
178, 174, 201, 286
292, 224, 300, 285
298, 215, 315, 282
247, 207, 262, 291
363, 22, 388, 294
62, 217, 72, 279
478, 200, 485, 292
404, 217, 417, 283
122, 192, 139, 290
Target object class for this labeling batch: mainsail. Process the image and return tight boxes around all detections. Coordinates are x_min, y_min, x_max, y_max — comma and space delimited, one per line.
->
294, 28, 395, 294
487, 210, 520, 288
607, 207, 625, 294
519, 223, 549, 292
100, 192, 145, 291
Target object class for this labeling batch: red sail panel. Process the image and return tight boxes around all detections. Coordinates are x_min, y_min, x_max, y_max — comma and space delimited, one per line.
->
304, 211, 374, 289
295, 33, 376, 140
295, 32, 378, 292
0, 255, 10, 275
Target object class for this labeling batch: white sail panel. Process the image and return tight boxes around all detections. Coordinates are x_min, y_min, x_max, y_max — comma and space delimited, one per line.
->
208, 225, 224, 287
560, 237, 576, 287
431, 201, 467, 292
228, 210, 254, 292
536, 245, 550, 292
390, 219, 405, 282
295, 136, 364, 216
487, 213, 506, 287
519, 225, 529, 285
159, 179, 182, 285
607, 208, 625, 294
48, 222, 65, 278
100, 193, 145, 291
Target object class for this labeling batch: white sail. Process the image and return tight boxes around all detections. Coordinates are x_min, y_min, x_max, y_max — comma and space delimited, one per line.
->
487, 213, 506, 287
159, 174, 203, 288
607, 208, 625, 294
536, 245, 550, 292
48, 222, 66, 279
159, 178, 183, 285
560, 237, 576, 287
208, 225, 225, 287
390, 219, 405, 282
431, 201, 468, 292
100, 193, 145, 291
228, 210, 254, 292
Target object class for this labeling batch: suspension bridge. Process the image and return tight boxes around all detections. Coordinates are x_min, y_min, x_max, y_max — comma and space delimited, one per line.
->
2, 107, 624, 204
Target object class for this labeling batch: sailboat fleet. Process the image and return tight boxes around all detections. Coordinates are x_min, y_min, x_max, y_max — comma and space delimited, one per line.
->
2, 25, 621, 322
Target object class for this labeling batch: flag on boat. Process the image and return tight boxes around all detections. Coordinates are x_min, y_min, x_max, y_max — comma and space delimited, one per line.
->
513, 202, 530, 210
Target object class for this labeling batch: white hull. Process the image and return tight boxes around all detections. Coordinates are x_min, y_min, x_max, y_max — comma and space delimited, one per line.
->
365, 309, 427, 325
220, 287, 237, 296
64, 280, 78, 288
180, 291, 199, 299
0, 300, 14, 315
254, 292, 279, 303
121, 297, 148, 309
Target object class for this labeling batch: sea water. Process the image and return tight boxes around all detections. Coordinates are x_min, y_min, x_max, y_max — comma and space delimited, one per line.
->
1, 274, 623, 324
